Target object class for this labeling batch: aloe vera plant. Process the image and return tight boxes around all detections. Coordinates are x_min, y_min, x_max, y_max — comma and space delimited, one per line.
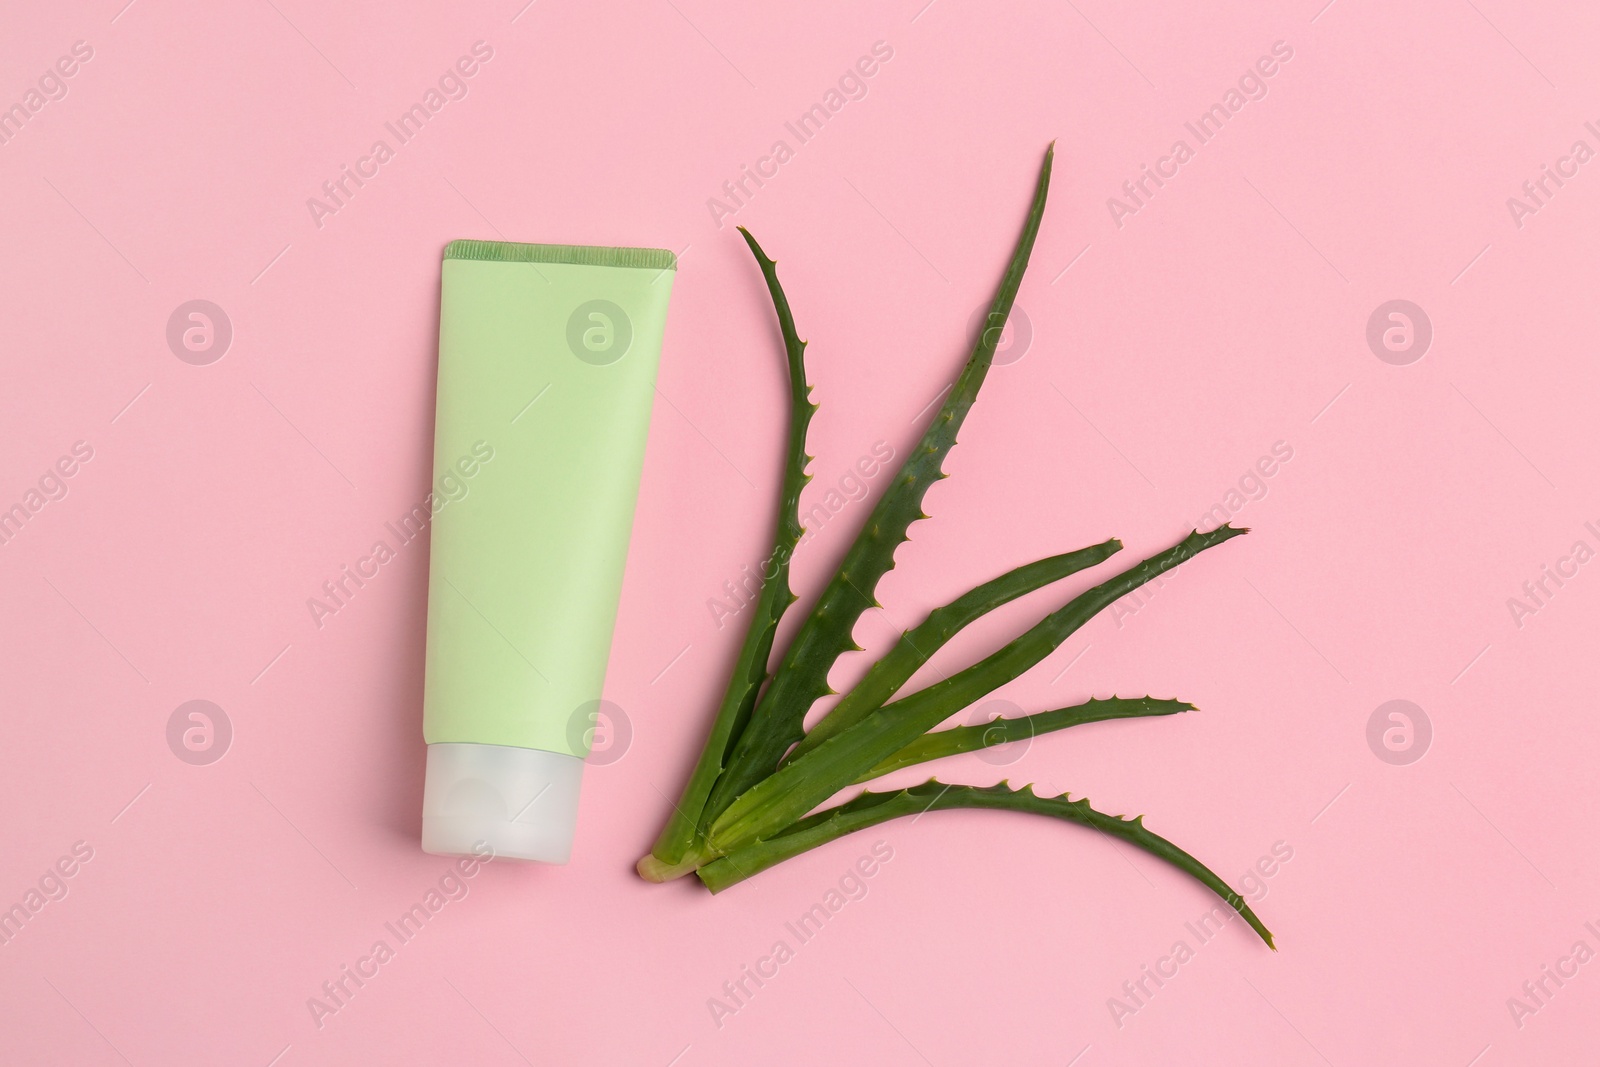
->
638, 144, 1273, 948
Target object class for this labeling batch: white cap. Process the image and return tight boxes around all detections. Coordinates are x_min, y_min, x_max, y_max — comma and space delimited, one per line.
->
421, 743, 585, 863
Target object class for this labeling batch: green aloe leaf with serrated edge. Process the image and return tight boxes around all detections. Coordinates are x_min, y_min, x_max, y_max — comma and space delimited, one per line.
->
637, 143, 1274, 952
705, 526, 1247, 852
788, 539, 1124, 765
640, 229, 814, 877
855, 696, 1194, 782
697, 780, 1274, 948
701, 145, 1057, 824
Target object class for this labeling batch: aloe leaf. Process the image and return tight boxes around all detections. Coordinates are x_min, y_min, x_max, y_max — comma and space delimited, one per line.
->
855, 696, 1193, 782
641, 228, 816, 875
704, 144, 1057, 822
788, 539, 1123, 765
696, 780, 1274, 948
707, 526, 1247, 852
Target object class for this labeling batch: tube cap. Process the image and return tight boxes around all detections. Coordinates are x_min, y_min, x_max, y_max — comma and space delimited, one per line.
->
421, 743, 584, 863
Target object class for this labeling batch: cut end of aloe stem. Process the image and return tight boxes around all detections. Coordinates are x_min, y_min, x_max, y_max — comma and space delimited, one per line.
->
635, 849, 710, 883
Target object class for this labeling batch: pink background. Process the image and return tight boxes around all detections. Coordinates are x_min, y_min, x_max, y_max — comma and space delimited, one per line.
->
3, 0, 1598, 1063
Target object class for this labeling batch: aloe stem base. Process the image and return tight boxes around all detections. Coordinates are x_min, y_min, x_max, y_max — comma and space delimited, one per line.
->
635, 846, 714, 883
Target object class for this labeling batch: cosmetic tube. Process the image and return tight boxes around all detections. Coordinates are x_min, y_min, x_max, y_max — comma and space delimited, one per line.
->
421, 240, 675, 862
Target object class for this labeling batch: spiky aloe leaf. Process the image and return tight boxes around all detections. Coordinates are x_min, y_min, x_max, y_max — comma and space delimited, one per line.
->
704, 144, 1057, 822
707, 526, 1247, 852
641, 229, 816, 876
696, 780, 1274, 948
788, 539, 1123, 765
854, 696, 1193, 782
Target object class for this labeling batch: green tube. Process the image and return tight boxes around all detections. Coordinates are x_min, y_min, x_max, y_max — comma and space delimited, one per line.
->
420, 239, 675, 863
